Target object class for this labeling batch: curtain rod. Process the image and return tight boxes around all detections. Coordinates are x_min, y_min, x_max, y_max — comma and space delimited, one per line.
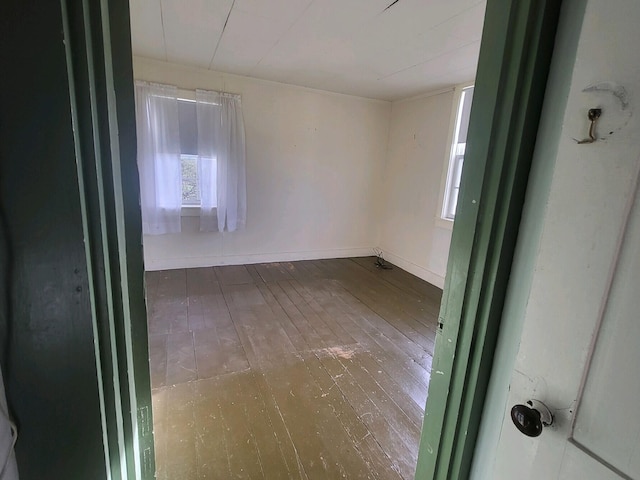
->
135, 80, 241, 101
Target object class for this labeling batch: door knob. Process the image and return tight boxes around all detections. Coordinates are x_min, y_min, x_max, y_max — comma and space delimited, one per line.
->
510, 399, 553, 437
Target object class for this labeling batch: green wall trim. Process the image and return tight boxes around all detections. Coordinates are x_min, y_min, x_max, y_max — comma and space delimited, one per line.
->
60, 2, 114, 478
100, 0, 156, 476
60, 0, 155, 478
414, 1, 563, 479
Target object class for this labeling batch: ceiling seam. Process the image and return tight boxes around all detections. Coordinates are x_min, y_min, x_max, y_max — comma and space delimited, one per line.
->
382, 0, 401, 13
430, 2, 485, 31
376, 40, 479, 81
208, 0, 237, 70
372, 1, 484, 61
252, 0, 316, 74
158, 0, 168, 61
131, 0, 485, 100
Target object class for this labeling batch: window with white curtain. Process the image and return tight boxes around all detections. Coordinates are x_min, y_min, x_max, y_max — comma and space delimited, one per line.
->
177, 99, 215, 207
442, 85, 474, 221
135, 81, 246, 234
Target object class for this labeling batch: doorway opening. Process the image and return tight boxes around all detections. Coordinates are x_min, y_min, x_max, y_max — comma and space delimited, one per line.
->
120, 1, 563, 479
130, 1, 487, 478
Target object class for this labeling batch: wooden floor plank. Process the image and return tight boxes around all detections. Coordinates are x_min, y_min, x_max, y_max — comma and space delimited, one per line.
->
318, 258, 440, 328
166, 332, 197, 386
337, 351, 422, 445
193, 327, 249, 379
316, 350, 417, 479
193, 377, 232, 479
247, 367, 311, 480
146, 257, 441, 479
149, 269, 189, 335
148, 334, 168, 389
254, 282, 310, 352
287, 278, 358, 346
233, 371, 294, 480
302, 350, 404, 480
300, 278, 431, 403
214, 265, 254, 285
260, 353, 380, 479
151, 388, 167, 480
279, 279, 357, 349
215, 372, 265, 479
326, 280, 434, 373
350, 257, 442, 302
253, 262, 295, 283
264, 282, 329, 351
315, 261, 437, 353
163, 383, 197, 480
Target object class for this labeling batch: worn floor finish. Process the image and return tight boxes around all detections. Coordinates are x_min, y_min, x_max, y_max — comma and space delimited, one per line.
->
146, 257, 441, 479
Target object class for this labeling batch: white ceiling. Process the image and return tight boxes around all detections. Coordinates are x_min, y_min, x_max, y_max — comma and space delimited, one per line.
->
129, 0, 486, 101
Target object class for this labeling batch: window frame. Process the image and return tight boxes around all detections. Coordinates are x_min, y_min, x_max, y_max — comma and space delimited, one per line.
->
436, 82, 475, 229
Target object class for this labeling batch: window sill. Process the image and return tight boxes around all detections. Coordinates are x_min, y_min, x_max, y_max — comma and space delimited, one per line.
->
435, 216, 455, 230
181, 206, 201, 217
181, 206, 218, 217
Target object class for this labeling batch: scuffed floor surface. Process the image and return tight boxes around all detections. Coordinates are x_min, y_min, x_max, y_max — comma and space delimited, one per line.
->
146, 257, 441, 479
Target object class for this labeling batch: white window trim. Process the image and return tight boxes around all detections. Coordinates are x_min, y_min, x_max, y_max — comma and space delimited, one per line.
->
181, 205, 201, 217
435, 82, 474, 230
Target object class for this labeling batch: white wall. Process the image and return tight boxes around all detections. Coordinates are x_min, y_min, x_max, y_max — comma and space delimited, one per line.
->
134, 57, 390, 270
378, 90, 456, 288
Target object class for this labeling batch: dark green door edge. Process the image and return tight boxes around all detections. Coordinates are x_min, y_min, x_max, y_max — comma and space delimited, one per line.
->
60, 0, 155, 478
415, 1, 563, 479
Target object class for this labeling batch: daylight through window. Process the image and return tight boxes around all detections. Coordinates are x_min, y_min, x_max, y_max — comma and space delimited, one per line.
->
442, 86, 474, 221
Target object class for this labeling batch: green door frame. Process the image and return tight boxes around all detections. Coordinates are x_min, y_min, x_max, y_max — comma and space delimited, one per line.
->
60, 0, 154, 478
67, 0, 565, 478
415, 0, 563, 478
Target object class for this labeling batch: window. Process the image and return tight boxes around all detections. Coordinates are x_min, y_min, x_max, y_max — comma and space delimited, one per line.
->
442, 85, 474, 220
177, 98, 216, 208
136, 81, 245, 234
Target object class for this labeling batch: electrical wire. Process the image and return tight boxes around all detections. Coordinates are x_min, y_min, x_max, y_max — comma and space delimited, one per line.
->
373, 248, 393, 270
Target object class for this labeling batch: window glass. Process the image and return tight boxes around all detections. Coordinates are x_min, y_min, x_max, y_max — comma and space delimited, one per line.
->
442, 86, 474, 220
177, 99, 213, 207
181, 154, 200, 205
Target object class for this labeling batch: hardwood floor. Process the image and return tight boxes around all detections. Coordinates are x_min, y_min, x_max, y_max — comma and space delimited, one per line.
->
146, 257, 441, 479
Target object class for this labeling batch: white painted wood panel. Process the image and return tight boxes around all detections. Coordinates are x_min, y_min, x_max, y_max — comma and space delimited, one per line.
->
572, 175, 640, 478
212, 9, 293, 75
559, 443, 625, 480
352, 0, 483, 56
233, 0, 313, 24
160, 0, 233, 68
129, 0, 486, 100
358, 21, 477, 78
129, 0, 166, 60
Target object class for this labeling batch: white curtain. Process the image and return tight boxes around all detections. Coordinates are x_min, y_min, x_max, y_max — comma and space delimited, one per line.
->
196, 90, 246, 232
135, 82, 182, 235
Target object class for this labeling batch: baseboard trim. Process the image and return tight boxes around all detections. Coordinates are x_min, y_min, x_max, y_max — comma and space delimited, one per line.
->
380, 249, 446, 289
144, 247, 375, 271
